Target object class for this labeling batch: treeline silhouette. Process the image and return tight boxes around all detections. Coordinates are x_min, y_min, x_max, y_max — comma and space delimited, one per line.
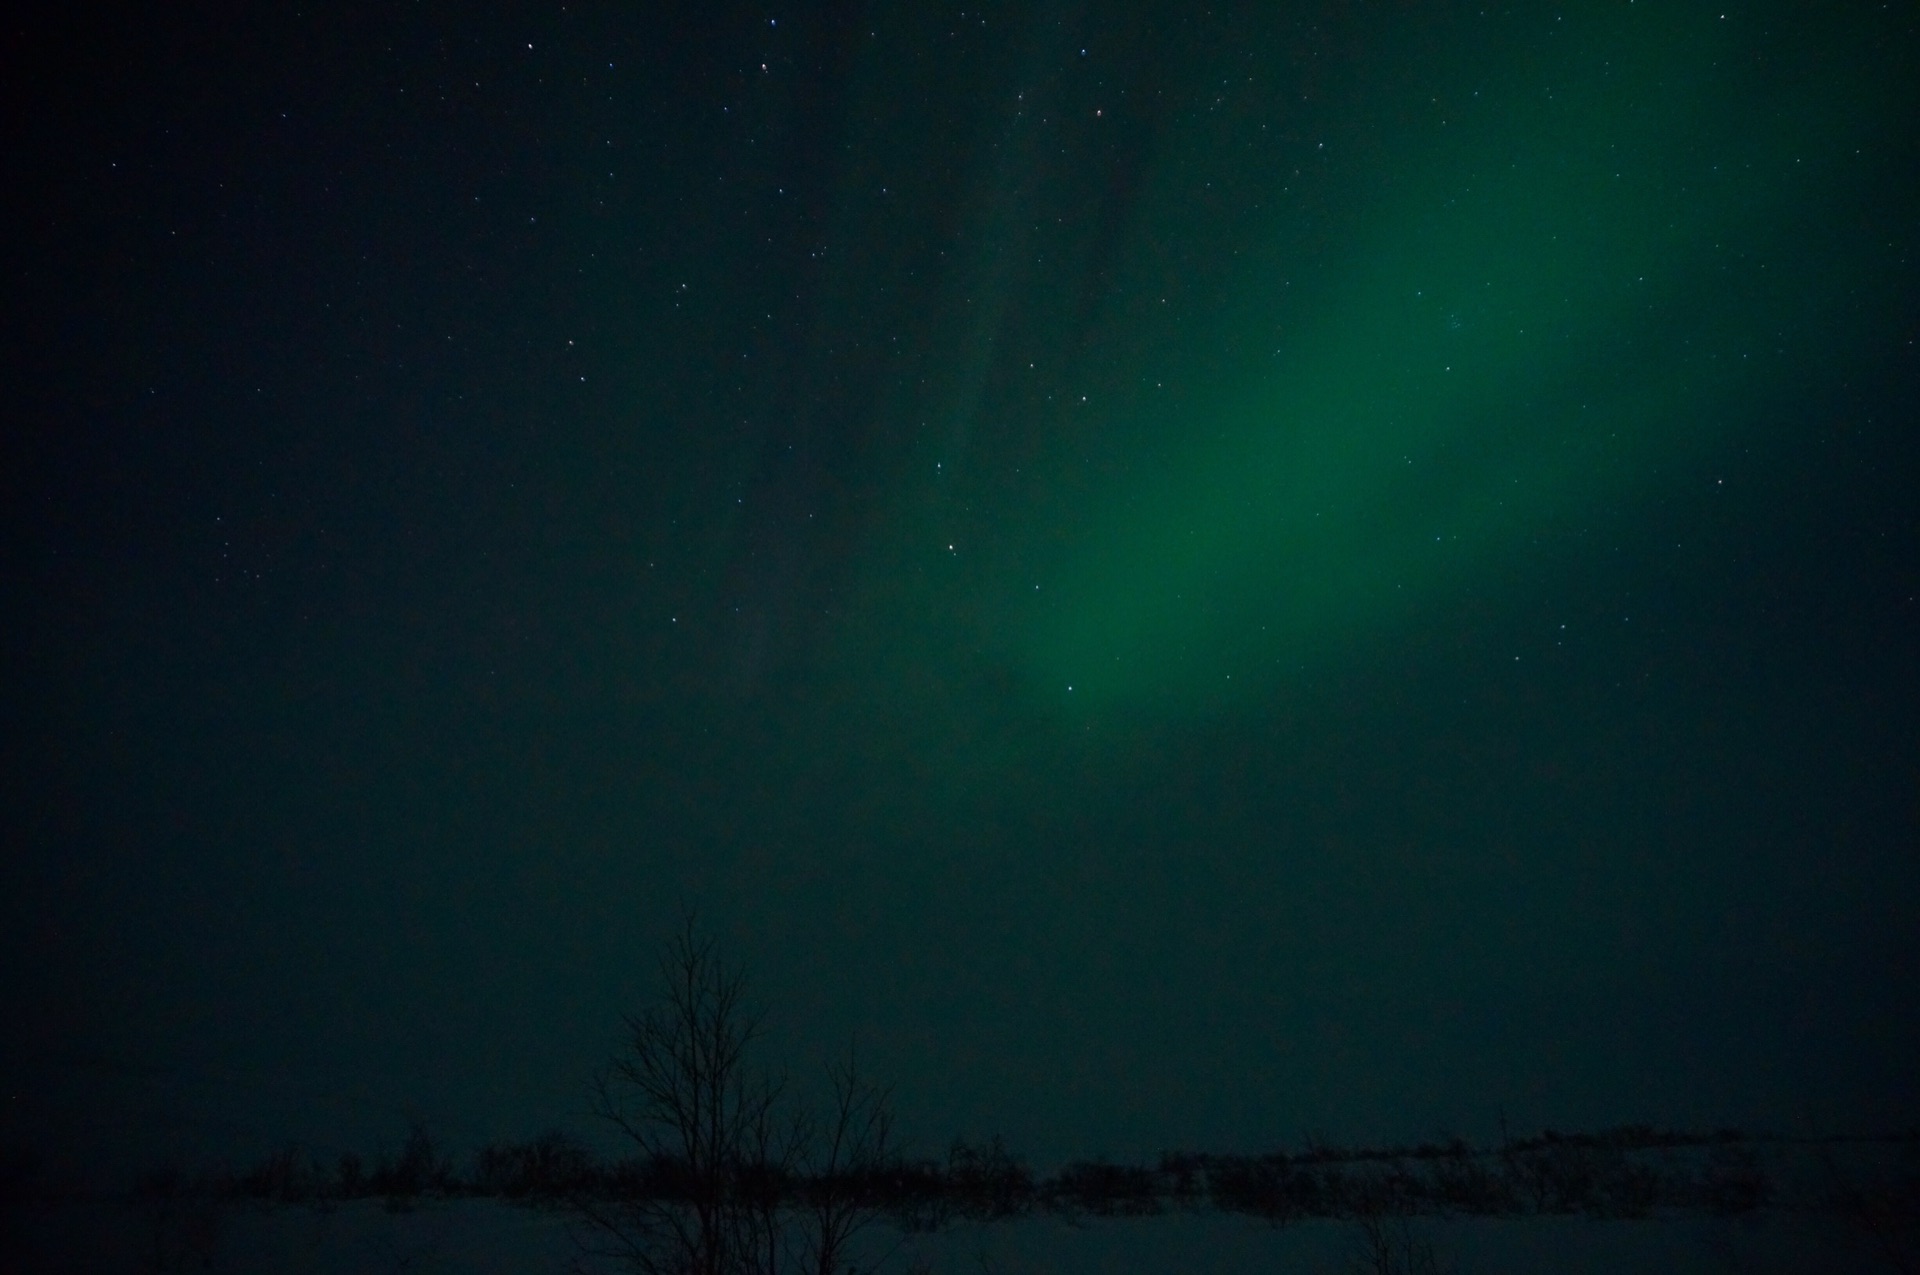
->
159, 1122, 1911, 1225
11, 918, 1911, 1273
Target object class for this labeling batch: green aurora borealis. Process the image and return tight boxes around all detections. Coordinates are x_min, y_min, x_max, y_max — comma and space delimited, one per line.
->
836, 4, 1908, 718
6, 0, 1917, 1179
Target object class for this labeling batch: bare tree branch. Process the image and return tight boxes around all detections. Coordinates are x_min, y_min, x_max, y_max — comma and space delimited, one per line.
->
800, 1042, 897, 1275
579, 916, 903, 1275
583, 914, 776, 1275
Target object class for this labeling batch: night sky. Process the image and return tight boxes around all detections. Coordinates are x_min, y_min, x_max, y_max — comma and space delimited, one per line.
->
5, 1, 1918, 1178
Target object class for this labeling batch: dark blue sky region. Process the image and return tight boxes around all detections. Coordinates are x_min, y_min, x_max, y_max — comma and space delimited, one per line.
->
3, 0, 1917, 1176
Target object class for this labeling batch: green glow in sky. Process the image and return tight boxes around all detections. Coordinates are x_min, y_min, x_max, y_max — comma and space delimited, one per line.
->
963, 7, 1906, 714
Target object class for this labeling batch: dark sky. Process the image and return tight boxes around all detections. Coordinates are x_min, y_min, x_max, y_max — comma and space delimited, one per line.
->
4, 0, 1918, 1177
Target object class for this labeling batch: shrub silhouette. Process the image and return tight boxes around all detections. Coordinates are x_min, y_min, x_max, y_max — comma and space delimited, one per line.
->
1348, 1209, 1452, 1275
1047, 1159, 1162, 1217
471, 1130, 597, 1200
942, 1136, 1034, 1220
357, 1121, 455, 1202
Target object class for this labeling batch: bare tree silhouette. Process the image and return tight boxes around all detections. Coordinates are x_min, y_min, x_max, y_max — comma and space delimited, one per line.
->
736, 1078, 809, 1275
578, 915, 785, 1275
797, 1045, 895, 1275
576, 916, 905, 1275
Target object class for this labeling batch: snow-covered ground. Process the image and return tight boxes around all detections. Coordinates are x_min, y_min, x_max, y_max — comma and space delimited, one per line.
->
8, 1196, 1914, 1274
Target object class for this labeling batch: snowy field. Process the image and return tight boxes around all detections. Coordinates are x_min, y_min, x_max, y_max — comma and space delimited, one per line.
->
8, 1195, 1915, 1274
